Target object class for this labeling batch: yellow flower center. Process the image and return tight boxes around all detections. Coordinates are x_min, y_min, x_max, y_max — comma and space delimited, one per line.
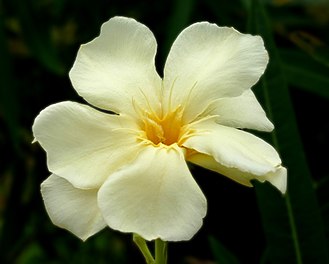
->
142, 106, 187, 146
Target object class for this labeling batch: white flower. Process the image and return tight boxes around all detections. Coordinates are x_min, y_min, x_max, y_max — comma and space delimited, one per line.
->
32, 16, 287, 242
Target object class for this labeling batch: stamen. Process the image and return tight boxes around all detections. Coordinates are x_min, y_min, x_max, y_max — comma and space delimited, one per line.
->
141, 105, 186, 147
167, 77, 178, 112
183, 81, 198, 112
137, 86, 159, 117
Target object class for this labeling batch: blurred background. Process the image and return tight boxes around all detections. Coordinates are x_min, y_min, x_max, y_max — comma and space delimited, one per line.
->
1, 0, 329, 263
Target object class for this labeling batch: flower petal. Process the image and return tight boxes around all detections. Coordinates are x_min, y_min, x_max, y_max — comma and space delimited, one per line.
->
203, 90, 274, 132
163, 22, 268, 121
183, 120, 282, 176
41, 174, 106, 241
98, 145, 207, 241
69, 16, 162, 115
32, 101, 142, 189
188, 153, 287, 193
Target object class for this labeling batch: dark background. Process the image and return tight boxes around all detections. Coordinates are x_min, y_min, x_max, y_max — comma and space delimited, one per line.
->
1, 0, 329, 263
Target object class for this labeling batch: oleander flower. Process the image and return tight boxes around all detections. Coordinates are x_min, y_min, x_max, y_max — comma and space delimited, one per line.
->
32, 16, 287, 242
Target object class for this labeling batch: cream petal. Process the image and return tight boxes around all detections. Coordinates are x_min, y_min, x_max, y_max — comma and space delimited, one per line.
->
203, 90, 274, 132
188, 153, 287, 193
163, 22, 268, 122
32, 101, 142, 189
69, 16, 162, 116
41, 174, 106, 241
98, 145, 207, 241
183, 120, 282, 176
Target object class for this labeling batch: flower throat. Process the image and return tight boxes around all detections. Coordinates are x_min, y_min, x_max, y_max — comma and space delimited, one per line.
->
143, 107, 185, 146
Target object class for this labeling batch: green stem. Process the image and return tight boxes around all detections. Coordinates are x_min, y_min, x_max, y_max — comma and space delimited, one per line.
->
133, 234, 155, 264
285, 194, 303, 264
155, 239, 168, 264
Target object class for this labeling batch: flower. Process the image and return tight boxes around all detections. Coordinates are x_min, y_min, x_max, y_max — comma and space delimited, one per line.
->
32, 16, 287, 242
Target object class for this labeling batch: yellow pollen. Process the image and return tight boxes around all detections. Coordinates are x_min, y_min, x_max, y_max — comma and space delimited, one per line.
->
143, 107, 185, 146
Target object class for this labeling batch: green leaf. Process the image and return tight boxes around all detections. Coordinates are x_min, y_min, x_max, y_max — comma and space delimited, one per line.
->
288, 31, 329, 67
260, 0, 329, 5
162, 0, 196, 60
208, 236, 240, 264
280, 49, 329, 99
16, 242, 45, 264
13, 0, 65, 75
0, 4, 19, 152
247, 0, 329, 263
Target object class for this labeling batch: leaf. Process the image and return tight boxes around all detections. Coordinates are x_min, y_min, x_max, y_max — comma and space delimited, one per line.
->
162, 0, 196, 60
262, 0, 329, 5
288, 31, 329, 67
280, 49, 329, 99
0, 3, 19, 152
13, 0, 65, 75
208, 236, 240, 264
247, 0, 329, 263
16, 242, 45, 264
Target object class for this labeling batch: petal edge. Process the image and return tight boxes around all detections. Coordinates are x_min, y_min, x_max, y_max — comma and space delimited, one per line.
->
163, 23, 268, 122
69, 16, 162, 116
41, 174, 106, 241
98, 145, 207, 241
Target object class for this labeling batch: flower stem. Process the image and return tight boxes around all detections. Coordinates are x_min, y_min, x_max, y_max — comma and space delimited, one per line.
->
155, 239, 167, 264
133, 234, 168, 264
133, 234, 155, 264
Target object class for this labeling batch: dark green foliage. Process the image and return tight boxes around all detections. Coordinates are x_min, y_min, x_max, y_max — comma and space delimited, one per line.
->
1, 0, 329, 263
